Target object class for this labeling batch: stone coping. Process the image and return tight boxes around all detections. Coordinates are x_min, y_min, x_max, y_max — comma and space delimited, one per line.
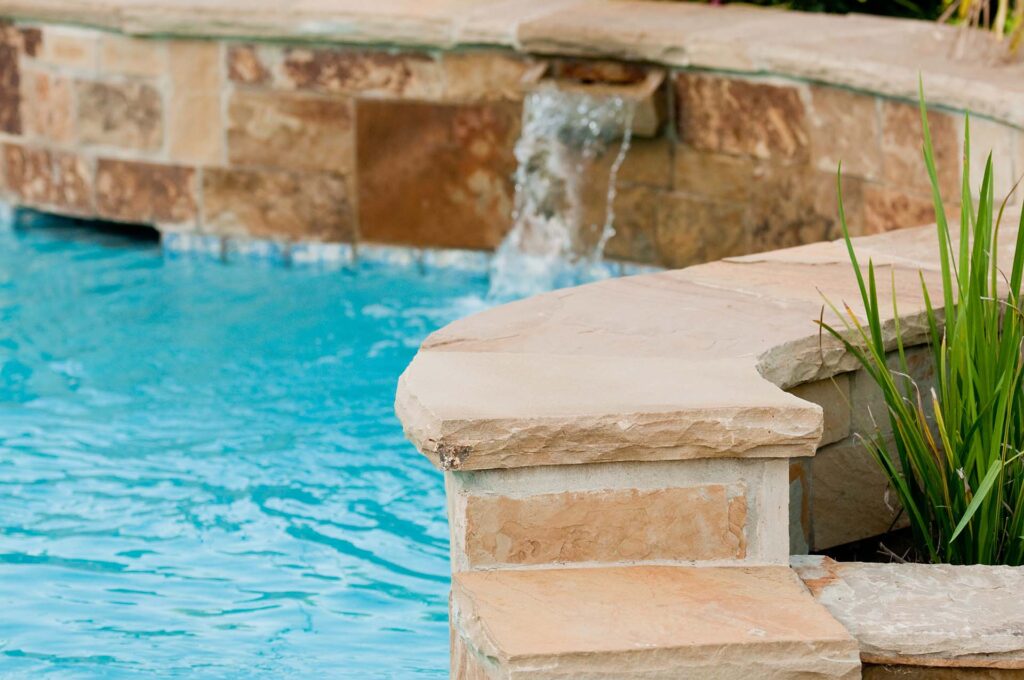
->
794, 556, 1024, 669
396, 217, 1021, 471
452, 564, 860, 678
3, 1, 1024, 128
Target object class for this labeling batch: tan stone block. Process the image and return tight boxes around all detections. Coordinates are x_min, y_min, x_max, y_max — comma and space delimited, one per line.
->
602, 184, 659, 263
226, 44, 273, 85
675, 72, 810, 161
281, 46, 444, 100
441, 51, 536, 103
673, 147, 756, 202
787, 374, 851, 447
40, 26, 98, 71
99, 34, 166, 77
452, 566, 860, 678
201, 167, 355, 242
21, 70, 73, 143
356, 99, 518, 249
880, 99, 959, 198
811, 437, 902, 549
3, 143, 53, 205
169, 93, 223, 165
168, 40, 220, 92
655, 192, 747, 269
226, 90, 355, 175
961, 116, 1019, 204
0, 41, 20, 134
461, 484, 746, 567
76, 80, 163, 151
53, 151, 93, 215
808, 85, 882, 181
96, 159, 196, 225
863, 184, 937, 234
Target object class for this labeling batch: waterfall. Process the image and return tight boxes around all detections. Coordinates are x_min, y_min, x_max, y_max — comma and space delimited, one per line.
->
487, 86, 636, 301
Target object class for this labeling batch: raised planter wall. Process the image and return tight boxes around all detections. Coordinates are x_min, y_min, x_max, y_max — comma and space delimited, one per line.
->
1, 1, 1023, 267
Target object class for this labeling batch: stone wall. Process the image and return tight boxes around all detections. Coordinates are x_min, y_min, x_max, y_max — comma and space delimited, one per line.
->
3, 19, 1022, 267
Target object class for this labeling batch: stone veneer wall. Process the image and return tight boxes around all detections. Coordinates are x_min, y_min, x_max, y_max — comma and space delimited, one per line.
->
2, 18, 1023, 267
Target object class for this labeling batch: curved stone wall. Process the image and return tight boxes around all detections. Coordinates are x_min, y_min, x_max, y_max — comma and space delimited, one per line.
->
0, 1, 1022, 267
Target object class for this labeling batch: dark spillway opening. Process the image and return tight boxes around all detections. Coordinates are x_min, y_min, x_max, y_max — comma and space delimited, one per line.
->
12, 208, 161, 245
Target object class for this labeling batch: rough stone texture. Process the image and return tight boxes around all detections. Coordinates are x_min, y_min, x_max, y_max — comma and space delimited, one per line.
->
168, 40, 223, 165
52, 151, 92, 214
356, 99, 518, 249
462, 485, 746, 567
95, 159, 195, 224
452, 565, 860, 679
808, 85, 882, 181
794, 557, 1024, 669
76, 80, 163, 151
675, 73, 809, 161
227, 90, 355, 175
227, 44, 271, 85
862, 185, 937, 235
441, 51, 536, 103
201, 167, 355, 241
654, 192, 747, 269
0, 39, 20, 134
20, 69, 73, 142
281, 46, 444, 99
3, 143, 53, 204
787, 375, 850, 448
864, 666, 1024, 679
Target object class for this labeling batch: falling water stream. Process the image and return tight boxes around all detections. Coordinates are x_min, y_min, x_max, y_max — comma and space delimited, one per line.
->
487, 86, 636, 301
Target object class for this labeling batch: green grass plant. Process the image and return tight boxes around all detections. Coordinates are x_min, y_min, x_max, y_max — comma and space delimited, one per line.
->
819, 88, 1024, 565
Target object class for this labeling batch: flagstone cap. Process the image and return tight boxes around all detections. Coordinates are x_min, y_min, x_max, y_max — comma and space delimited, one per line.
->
3, 0, 1024, 127
794, 555, 1024, 669
452, 564, 861, 678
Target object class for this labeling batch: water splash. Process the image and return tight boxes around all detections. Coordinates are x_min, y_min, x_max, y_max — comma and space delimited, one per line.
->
487, 86, 636, 301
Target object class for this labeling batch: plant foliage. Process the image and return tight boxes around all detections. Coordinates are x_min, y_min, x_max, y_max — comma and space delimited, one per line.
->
819, 87, 1024, 565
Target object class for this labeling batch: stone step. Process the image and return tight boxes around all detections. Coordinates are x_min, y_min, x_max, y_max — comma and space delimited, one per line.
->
451, 564, 861, 679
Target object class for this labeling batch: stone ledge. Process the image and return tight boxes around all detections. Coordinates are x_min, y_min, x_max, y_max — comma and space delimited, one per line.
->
399, 221, 1024, 471
3, 1, 1024, 128
794, 556, 1024, 669
452, 564, 861, 678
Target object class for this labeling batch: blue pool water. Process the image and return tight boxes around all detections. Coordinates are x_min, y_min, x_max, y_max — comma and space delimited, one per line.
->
0, 212, 492, 678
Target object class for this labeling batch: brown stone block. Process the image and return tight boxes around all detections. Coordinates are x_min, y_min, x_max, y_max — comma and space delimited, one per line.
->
808, 85, 882, 181
675, 72, 810, 161
96, 159, 196, 225
227, 44, 272, 85
602, 184, 660, 263
18, 28, 41, 58
4, 144, 53, 204
881, 99, 960, 198
747, 165, 865, 252
21, 70, 74, 143
462, 484, 746, 567
0, 43, 20, 134
77, 81, 163, 151
441, 51, 536, 103
227, 90, 355, 174
282, 47, 443, 99
53, 152, 93, 215
655, 192, 747, 269
863, 185, 937, 234
356, 99, 518, 249
202, 167, 354, 242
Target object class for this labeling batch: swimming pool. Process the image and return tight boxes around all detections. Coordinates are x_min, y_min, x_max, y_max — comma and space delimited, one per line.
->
0, 212, 491, 678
